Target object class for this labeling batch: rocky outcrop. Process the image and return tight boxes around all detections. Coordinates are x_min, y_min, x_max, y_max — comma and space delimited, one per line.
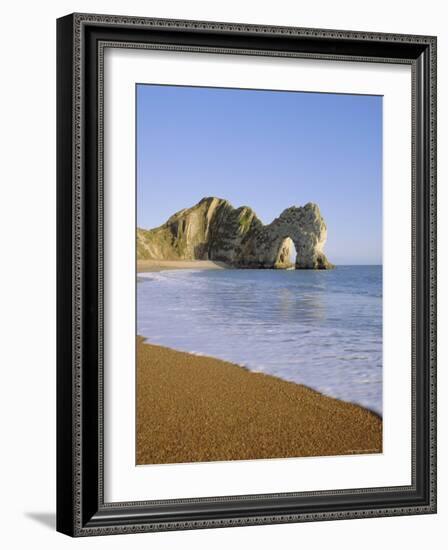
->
137, 197, 333, 269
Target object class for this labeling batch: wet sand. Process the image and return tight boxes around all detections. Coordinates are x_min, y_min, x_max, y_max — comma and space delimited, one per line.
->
137, 259, 228, 273
136, 338, 382, 465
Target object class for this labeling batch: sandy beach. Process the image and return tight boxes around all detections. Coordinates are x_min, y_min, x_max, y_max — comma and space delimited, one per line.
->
137, 259, 228, 273
136, 337, 382, 465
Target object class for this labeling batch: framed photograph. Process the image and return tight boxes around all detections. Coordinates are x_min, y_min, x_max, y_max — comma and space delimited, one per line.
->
56, 13, 437, 536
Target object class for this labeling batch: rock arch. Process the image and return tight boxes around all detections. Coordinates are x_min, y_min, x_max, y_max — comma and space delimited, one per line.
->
137, 197, 333, 269
239, 203, 333, 269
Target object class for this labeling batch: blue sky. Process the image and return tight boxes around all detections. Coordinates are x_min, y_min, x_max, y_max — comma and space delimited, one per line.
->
137, 84, 382, 265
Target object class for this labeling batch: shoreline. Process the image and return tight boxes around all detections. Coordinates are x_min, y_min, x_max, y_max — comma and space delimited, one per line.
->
137, 259, 229, 273
139, 338, 382, 420
137, 337, 382, 465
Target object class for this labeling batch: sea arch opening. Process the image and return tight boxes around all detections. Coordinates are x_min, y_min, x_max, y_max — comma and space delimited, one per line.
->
275, 236, 298, 269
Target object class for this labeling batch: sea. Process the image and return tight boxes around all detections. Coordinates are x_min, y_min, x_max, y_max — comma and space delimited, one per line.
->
137, 266, 382, 415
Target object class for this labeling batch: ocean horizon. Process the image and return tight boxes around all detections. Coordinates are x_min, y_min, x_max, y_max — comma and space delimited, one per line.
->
137, 265, 383, 415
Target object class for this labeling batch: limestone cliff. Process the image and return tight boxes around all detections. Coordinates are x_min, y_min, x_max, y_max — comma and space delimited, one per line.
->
137, 197, 333, 269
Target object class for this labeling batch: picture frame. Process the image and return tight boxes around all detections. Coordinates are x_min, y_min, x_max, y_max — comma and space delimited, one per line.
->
56, 12, 437, 537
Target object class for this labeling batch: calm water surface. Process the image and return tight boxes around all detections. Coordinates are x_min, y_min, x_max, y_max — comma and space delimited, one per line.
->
137, 266, 382, 415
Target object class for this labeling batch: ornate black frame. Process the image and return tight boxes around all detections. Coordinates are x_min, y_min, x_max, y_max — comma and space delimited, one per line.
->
56, 13, 437, 537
